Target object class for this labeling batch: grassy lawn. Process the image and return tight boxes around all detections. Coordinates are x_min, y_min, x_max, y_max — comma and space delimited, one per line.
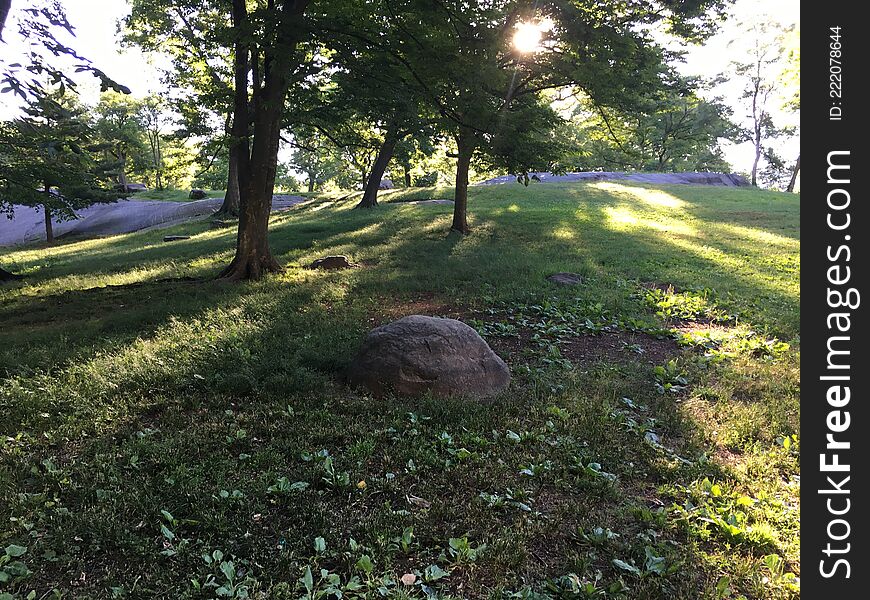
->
0, 182, 799, 599
131, 189, 227, 202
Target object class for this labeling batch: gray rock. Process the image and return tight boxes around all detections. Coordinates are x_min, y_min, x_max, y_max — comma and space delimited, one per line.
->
547, 272, 584, 286
403, 199, 454, 205
309, 255, 353, 270
347, 315, 510, 398
189, 189, 208, 199
1, 195, 307, 247
379, 179, 395, 190
479, 171, 751, 187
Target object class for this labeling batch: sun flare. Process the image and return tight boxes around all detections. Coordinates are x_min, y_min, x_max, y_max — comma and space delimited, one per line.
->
512, 19, 552, 53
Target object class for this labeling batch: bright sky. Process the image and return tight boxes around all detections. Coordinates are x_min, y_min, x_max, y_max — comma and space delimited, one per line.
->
0, 0, 799, 176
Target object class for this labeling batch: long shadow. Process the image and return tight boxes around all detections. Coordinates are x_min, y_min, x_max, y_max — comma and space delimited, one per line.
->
1, 185, 799, 594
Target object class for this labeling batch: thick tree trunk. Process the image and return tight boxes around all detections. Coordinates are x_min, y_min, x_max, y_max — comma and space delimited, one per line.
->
786, 154, 800, 193
451, 129, 474, 234
404, 165, 412, 188
218, 97, 284, 280
307, 172, 315, 193
216, 145, 241, 217
356, 132, 398, 209
0, 267, 21, 282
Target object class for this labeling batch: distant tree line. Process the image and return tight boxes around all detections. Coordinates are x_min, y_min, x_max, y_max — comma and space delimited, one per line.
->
2, 0, 800, 283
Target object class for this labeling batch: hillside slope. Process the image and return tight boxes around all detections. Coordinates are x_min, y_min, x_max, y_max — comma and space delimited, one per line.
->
0, 181, 800, 599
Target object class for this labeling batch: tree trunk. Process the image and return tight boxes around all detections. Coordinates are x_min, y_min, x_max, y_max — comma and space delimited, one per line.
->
451, 128, 474, 234
404, 165, 412, 187
786, 153, 800, 193
218, 0, 303, 281
219, 97, 284, 280
155, 133, 163, 190
43, 181, 54, 244
750, 142, 762, 187
216, 145, 241, 217
307, 172, 315, 193
356, 131, 398, 209
43, 204, 54, 244
0, 267, 21, 282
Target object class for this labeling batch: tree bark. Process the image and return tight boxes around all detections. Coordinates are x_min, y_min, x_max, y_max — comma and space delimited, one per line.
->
404, 165, 412, 187
155, 132, 163, 189
750, 140, 762, 187
216, 144, 241, 217
0, 267, 21, 282
43, 182, 54, 244
43, 204, 54, 244
786, 153, 800, 193
307, 172, 315, 193
218, 0, 306, 281
356, 131, 398, 209
451, 128, 475, 234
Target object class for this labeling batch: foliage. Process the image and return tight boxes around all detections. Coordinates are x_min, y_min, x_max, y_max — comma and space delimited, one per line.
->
0, 0, 130, 102
725, 20, 797, 187
0, 90, 116, 222
560, 83, 735, 173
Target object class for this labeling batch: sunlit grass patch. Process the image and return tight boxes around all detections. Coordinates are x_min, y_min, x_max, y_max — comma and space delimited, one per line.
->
0, 181, 799, 598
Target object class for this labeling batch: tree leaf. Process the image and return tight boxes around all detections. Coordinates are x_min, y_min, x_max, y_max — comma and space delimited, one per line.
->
4, 544, 27, 557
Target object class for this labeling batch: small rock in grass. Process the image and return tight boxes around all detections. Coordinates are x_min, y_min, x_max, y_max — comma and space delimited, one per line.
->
547, 272, 584, 286
308, 255, 353, 270
189, 189, 207, 199
163, 235, 191, 242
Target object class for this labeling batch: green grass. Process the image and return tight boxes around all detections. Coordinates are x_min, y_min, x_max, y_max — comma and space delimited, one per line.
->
0, 181, 799, 599
132, 188, 226, 202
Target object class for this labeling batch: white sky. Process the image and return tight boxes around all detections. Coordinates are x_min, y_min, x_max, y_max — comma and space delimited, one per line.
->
0, 0, 800, 176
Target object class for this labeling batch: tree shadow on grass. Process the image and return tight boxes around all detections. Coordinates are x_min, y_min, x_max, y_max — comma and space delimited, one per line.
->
1, 186, 798, 595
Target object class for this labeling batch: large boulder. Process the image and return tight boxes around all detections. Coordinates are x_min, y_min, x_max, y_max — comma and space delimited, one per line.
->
347, 315, 510, 398
378, 178, 394, 190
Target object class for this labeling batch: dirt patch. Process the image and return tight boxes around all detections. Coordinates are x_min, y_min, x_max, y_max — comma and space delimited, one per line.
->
367, 292, 464, 326
487, 327, 682, 368
560, 331, 683, 366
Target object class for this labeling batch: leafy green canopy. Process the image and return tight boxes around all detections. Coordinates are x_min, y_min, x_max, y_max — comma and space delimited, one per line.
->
0, 91, 117, 220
